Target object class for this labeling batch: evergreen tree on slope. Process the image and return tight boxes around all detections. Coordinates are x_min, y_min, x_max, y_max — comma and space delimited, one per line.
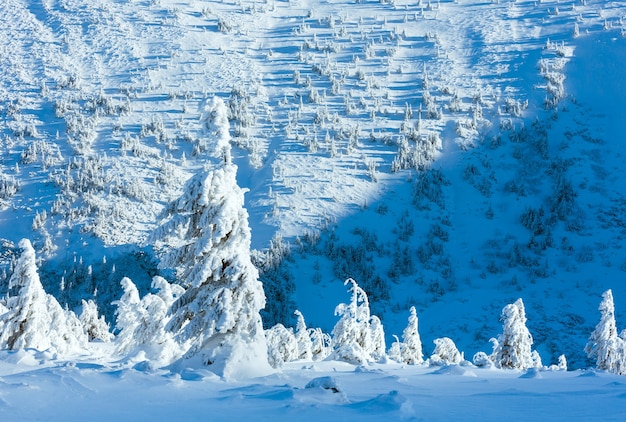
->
113, 276, 183, 363
585, 290, 626, 374
401, 306, 424, 365
491, 298, 539, 370
331, 278, 385, 364
151, 97, 271, 378
0, 239, 86, 355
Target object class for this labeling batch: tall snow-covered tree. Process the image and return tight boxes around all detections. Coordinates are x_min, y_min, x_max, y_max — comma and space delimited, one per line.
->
491, 298, 538, 370
151, 98, 271, 378
585, 290, 626, 375
0, 239, 87, 355
400, 306, 424, 365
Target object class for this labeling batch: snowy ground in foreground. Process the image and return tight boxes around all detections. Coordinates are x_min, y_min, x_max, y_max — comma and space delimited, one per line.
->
1, 350, 625, 421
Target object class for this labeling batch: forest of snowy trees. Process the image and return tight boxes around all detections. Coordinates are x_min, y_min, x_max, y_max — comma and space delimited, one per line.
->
0, 97, 623, 378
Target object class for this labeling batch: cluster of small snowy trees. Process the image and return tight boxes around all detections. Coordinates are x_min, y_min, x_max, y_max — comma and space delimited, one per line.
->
263, 277, 567, 371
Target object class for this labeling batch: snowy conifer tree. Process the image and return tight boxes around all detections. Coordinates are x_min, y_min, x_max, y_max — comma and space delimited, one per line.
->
388, 335, 403, 363
0, 239, 87, 355
331, 278, 384, 364
265, 324, 298, 368
113, 277, 185, 363
370, 315, 386, 362
491, 298, 537, 370
294, 310, 312, 361
585, 290, 626, 375
400, 306, 424, 365
113, 277, 142, 353
80, 299, 113, 342
151, 102, 271, 378
430, 337, 463, 365
309, 327, 332, 361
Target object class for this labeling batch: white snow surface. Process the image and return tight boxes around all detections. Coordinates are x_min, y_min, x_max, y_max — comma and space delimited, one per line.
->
2, 0, 626, 417
1, 349, 626, 421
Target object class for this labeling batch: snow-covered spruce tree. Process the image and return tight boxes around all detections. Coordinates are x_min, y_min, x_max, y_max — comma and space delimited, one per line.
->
491, 298, 540, 370
330, 278, 385, 364
265, 323, 298, 368
310, 327, 332, 361
585, 290, 626, 375
80, 299, 113, 342
0, 239, 87, 355
151, 103, 271, 378
388, 335, 403, 363
294, 310, 312, 361
430, 337, 463, 366
400, 306, 424, 365
370, 315, 386, 362
113, 276, 184, 363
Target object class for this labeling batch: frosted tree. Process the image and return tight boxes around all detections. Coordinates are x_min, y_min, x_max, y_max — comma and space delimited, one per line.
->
113, 276, 185, 363
0, 239, 87, 355
491, 298, 538, 370
309, 327, 332, 361
331, 278, 384, 364
113, 277, 142, 353
370, 315, 386, 362
585, 290, 626, 375
430, 337, 463, 365
80, 299, 113, 342
151, 111, 271, 378
201, 96, 232, 163
294, 310, 312, 361
265, 324, 298, 368
388, 335, 403, 363
401, 306, 424, 365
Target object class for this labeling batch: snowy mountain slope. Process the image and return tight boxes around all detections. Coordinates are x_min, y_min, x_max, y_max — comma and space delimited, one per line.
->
0, 0, 626, 370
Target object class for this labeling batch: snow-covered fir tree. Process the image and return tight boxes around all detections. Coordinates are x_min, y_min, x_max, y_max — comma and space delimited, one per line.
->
400, 306, 424, 365
585, 290, 626, 375
491, 298, 539, 370
265, 324, 299, 368
370, 315, 386, 362
80, 299, 113, 342
294, 310, 312, 361
113, 276, 184, 363
430, 337, 463, 366
310, 327, 332, 361
388, 335, 403, 363
331, 278, 385, 364
151, 99, 271, 378
0, 239, 87, 355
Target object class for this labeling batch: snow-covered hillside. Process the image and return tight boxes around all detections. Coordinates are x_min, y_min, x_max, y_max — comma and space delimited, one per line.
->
1, 0, 626, 404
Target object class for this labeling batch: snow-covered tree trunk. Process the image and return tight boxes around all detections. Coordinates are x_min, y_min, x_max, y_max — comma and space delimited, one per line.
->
585, 290, 625, 374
